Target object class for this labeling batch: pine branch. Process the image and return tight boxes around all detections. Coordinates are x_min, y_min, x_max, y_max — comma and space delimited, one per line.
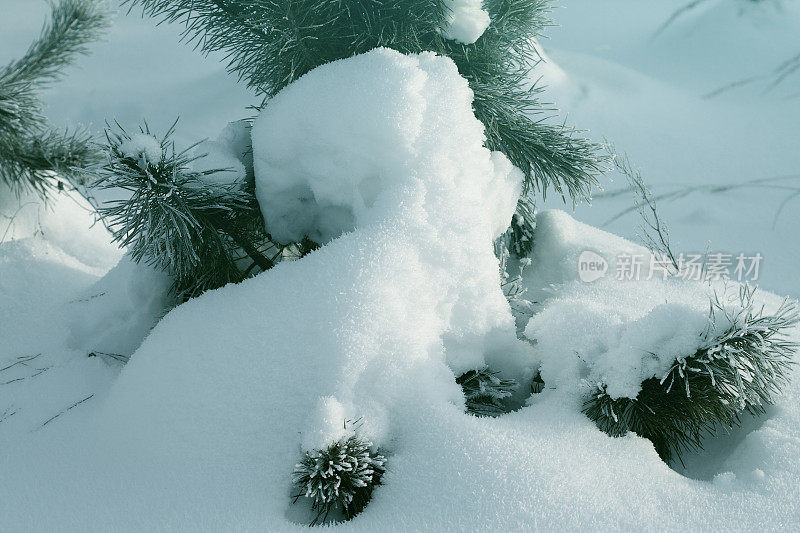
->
90, 120, 264, 298
583, 286, 799, 465
0, 126, 100, 193
0, 0, 109, 195
1, 0, 110, 87
495, 225, 535, 327
87, 120, 313, 299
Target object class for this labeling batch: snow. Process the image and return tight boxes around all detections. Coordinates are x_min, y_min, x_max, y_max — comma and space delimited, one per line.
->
522, 218, 712, 399
67, 255, 175, 358
2, 0, 800, 530
190, 120, 252, 188
439, 0, 491, 45
118, 133, 163, 163
191, 140, 247, 187
252, 48, 521, 245
537, 0, 800, 299
302, 396, 353, 451
1, 184, 120, 274
111, 46, 527, 473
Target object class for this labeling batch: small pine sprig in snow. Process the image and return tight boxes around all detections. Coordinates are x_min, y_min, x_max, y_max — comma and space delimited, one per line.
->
293, 435, 386, 525
457, 368, 518, 417
583, 285, 799, 465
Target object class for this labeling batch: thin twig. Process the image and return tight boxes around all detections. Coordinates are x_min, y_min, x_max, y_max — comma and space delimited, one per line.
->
0, 353, 42, 373
609, 147, 679, 272
88, 351, 130, 364
597, 174, 800, 228
652, 0, 708, 39
1, 200, 40, 242
68, 291, 107, 304
0, 406, 18, 424
40, 394, 94, 428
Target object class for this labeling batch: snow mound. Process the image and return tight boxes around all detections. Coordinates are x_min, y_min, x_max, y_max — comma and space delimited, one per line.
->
521, 210, 716, 399
520, 209, 651, 300
0, 184, 120, 274
253, 47, 519, 245
67, 255, 175, 358
55, 47, 527, 524
116, 46, 525, 450
526, 277, 712, 400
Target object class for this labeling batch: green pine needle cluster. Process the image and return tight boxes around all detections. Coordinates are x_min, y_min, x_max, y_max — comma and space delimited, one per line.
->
458, 368, 518, 417
497, 194, 537, 259
496, 228, 535, 327
91, 120, 311, 299
583, 286, 799, 465
293, 435, 386, 525
0, 0, 109, 195
122, 0, 607, 206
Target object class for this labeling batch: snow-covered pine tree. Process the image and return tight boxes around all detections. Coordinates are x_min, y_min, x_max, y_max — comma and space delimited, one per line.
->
0, 0, 109, 196
583, 286, 799, 465
121, 0, 607, 252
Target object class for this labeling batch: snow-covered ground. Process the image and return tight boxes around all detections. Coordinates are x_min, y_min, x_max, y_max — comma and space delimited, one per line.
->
2, 0, 799, 530
539, 0, 800, 298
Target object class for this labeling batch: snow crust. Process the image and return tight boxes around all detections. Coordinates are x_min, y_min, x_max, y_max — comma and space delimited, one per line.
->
440, 0, 491, 45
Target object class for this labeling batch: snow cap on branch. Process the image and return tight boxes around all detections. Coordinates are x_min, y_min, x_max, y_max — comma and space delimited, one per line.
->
440, 0, 491, 44
119, 133, 163, 164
